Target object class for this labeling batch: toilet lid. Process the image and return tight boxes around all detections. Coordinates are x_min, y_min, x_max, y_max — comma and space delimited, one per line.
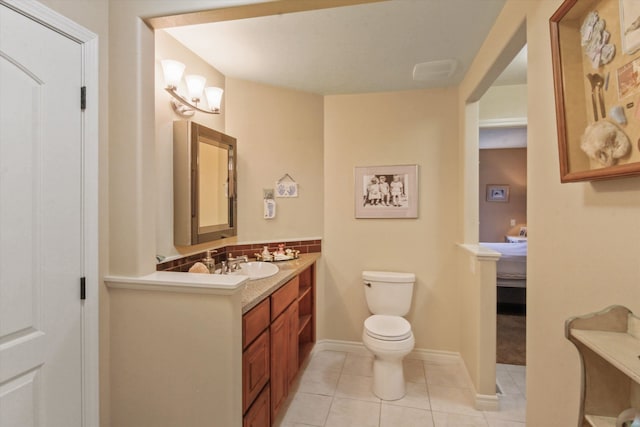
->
364, 315, 412, 341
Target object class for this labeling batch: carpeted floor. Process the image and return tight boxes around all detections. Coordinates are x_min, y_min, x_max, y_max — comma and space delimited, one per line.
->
497, 314, 526, 365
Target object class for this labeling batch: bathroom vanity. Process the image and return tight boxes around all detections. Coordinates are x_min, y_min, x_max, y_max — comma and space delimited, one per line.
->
106, 253, 319, 427
242, 261, 316, 426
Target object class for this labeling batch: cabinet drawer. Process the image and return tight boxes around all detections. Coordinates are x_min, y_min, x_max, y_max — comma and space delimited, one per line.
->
243, 384, 270, 427
243, 329, 270, 413
243, 298, 270, 349
271, 276, 299, 321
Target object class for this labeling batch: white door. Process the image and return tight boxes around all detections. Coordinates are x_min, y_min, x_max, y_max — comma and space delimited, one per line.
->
0, 4, 86, 426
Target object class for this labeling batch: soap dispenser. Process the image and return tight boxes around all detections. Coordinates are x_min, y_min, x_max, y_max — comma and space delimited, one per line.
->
202, 249, 216, 273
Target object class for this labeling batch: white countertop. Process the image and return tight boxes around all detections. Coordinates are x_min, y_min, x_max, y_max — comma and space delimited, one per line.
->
105, 270, 249, 295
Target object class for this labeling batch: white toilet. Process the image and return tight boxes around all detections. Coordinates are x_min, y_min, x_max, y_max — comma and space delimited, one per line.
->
361, 270, 415, 400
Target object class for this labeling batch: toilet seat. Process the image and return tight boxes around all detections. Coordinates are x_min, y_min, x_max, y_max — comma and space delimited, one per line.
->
364, 315, 412, 341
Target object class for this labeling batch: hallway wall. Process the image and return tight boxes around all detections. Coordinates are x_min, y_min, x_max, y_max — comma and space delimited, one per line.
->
460, 1, 640, 424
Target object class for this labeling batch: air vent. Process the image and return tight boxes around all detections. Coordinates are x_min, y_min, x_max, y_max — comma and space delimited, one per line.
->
412, 59, 459, 81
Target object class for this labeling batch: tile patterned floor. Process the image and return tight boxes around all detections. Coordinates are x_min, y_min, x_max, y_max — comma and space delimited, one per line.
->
274, 350, 526, 427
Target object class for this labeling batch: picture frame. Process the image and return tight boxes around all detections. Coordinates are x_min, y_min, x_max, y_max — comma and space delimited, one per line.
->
275, 173, 298, 197
550, 0, 640, 182
354, 164, 418, 219
486, 184, 510, 202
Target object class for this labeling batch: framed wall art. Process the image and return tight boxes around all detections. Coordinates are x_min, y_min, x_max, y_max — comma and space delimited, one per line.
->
550, 0, 640, 182
354, 164, 418, 219
486, 184, 510, 202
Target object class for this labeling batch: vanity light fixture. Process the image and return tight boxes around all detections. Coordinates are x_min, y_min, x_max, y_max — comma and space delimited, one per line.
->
161, 59, 223, 116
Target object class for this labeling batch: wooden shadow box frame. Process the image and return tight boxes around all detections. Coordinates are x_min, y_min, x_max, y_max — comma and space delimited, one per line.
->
550, 0, 640, 182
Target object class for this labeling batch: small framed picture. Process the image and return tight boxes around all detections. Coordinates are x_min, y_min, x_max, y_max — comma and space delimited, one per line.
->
486, 184, 509, 202
354, 164, 418, 219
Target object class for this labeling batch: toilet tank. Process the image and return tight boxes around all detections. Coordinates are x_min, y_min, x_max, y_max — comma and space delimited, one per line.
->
362, 271, 415, 316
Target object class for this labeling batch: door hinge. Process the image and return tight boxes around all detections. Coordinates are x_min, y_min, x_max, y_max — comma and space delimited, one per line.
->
80, 277, 86, 300
80, 86, 86, 111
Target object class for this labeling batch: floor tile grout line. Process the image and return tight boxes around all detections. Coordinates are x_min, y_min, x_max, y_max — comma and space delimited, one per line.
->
321, 393, 335, 427
288, 350, 526, 426
421, 360, 437, 427
321, 351, 346, 427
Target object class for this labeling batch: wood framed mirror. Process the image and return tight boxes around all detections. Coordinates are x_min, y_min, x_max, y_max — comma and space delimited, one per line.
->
173, 121, 237, 245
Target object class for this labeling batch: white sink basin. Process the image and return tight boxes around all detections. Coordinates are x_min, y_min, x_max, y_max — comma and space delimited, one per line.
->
233, 261, 279, 280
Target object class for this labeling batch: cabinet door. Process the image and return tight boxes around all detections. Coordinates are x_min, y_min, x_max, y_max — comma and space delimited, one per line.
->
243, 330, 270, 413
287, 302, 299, 385
244, 384, 270, 427
270, 312, 288, 420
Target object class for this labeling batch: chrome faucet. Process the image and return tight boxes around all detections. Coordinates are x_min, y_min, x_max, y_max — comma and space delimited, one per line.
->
227, 254, 249, 272
219, 261, 228, 274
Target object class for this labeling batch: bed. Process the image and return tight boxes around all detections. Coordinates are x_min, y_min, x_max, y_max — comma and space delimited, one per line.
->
480, 241, 527, 306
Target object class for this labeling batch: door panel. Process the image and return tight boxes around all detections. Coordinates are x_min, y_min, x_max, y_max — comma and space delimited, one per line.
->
0, 4, 83, 426
0, 370, 39, 427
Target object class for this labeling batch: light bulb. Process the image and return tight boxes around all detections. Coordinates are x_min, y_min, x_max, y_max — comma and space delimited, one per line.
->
160, 60, 185, 89
185, 74, 206, 103
205, 87, 224, 112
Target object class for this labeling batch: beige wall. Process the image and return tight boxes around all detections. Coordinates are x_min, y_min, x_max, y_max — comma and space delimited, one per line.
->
155, 30, 226, 259
323, 89, 461, 350
458, 247, 498, 398
479, 148, 527, 242
226, 78, 324, 243
479, 84, 527, 124
155, 33, 324, 258
109, 288, 242, 427
462, 0, 640, 425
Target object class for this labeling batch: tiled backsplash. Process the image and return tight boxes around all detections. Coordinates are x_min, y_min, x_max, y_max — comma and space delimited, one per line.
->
156, 239, 322, 272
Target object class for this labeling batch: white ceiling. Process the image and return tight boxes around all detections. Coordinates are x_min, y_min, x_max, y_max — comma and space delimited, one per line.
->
163, 0, 525, 95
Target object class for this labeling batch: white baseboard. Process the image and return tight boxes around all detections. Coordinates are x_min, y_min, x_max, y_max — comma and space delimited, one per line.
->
312, 339, 499, 411
313, 339, 463, 364
475, 393, 500, 411
312, 339, 371, 356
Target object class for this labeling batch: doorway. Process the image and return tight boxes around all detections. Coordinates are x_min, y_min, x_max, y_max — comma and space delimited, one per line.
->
477, 45, 528, 371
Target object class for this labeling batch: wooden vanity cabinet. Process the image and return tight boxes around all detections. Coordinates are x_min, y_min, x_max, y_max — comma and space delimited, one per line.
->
242, 263, 316, 426
244, 384, 270, 427
287, 303, 299, 385
243, 298, 270, 424
297, 264, 315, 365
270, 276, 299, 420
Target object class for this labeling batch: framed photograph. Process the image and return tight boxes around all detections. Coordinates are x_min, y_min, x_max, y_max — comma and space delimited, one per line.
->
486, 185, 510, 202
354, 164, 418, 219
550, 0, 640, 182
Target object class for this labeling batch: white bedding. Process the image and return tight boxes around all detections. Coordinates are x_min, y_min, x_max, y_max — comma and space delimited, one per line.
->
479, 242, 527, 280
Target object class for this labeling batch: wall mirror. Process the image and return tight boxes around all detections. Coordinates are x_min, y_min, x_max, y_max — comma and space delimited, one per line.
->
173, 121, 237, 245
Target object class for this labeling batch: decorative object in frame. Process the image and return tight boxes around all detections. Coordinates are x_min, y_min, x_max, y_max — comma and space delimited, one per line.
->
486, 184, 510, 202
275, 173, 298, 198
354, 164, 418, 219
550, 0, 640, 182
